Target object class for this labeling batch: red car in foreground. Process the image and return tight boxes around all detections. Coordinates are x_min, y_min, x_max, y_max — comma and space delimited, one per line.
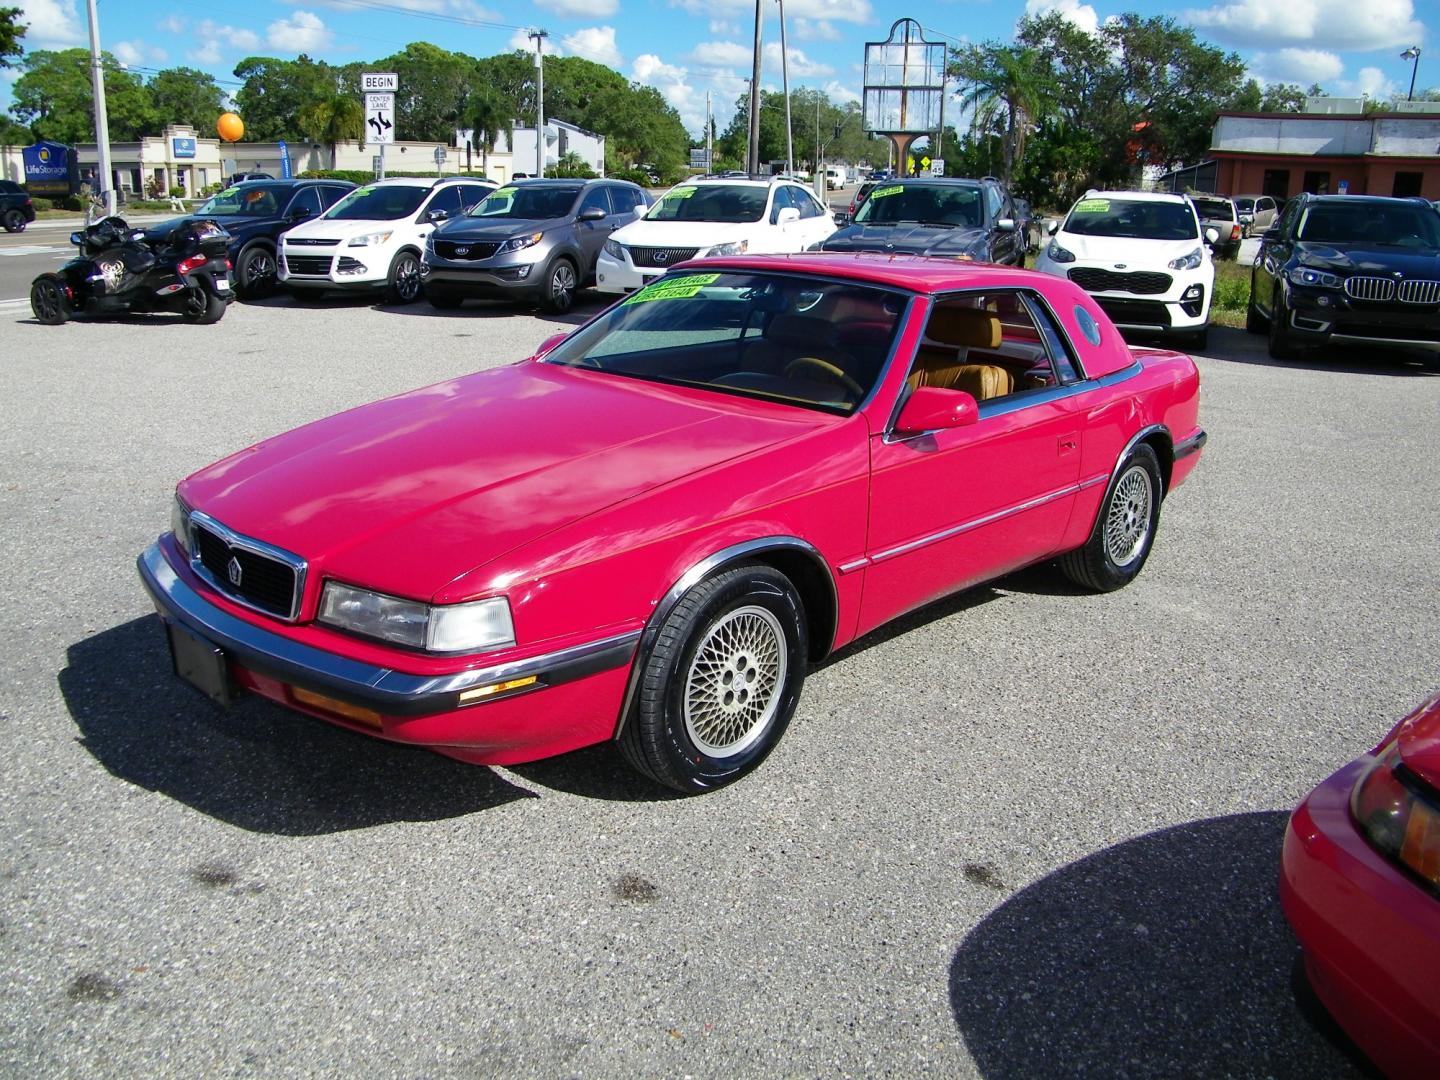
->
1282, 692, 1440, 1078
138, 253, 1206, 792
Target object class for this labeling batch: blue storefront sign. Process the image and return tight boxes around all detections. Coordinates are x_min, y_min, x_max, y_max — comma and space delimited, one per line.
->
172, 137, 197, 159
278, 139, 293, 179
21, 140, 79, 197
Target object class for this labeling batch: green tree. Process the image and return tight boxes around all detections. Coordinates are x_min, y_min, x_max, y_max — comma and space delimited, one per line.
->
1260, 83, 1308, 112
232, 55, 341, 141
298, 93, 365, 163
0, 115, 32, 145
149, 67, 226, 131
467, 89, 512, 175
370, 42, 479, 142
1, 5, 24, 70
950, 44, 1057, 187
11, 48, 155, 142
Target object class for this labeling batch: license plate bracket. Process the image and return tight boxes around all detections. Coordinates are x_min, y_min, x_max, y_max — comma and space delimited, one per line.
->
166, 620, 234, 707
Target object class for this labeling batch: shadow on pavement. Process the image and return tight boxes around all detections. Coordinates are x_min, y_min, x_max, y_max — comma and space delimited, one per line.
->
60, 615, 537, 834
1198, 325, 1439, 377
818, 584, 1003, 670
506, 743, 685, 803
950, 811, 1379, 1080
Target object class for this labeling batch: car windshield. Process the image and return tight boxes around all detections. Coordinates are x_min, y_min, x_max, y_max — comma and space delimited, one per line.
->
542, 271, 907, 414
324, 185, 427, 220
1296, 203, 1440, 247
196, 184, 289, 217
853, 184, 982, 228
1234, 198, 1256, 213
1063, 198, 1198, 240
645, 185, 768, 223
470, 185, 581, 219
1192, 198, 1234, 221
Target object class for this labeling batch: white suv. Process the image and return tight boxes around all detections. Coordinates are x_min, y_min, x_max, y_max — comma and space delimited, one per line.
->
596, 178, 836, 295
1034, 190, 1220, 348
279, 177, 494, 303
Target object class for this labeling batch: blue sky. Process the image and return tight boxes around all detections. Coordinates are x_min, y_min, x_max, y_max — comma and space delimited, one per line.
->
2, 0, 1432, 137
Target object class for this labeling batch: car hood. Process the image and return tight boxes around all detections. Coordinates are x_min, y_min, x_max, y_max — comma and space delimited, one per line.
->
823, 223, 989, 257
611, 218, 757, 248
1058, 232, 1204, 266
178, 362, 829, 602
1292, 242, 1440, 277
433, 215, 570, 241
147, 214, 258, 242
285, 214, 408, 241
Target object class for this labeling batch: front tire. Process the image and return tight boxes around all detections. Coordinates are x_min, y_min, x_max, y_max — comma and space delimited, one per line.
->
538, 257, 578, 314
384, 250, 423, 304
30, 275, 68, 324
3, 208, 27, 233
181, 287, 226, 324
619, 564, 808, 793
1267, 286, 1300, 360
235, 245, 277, 299
1058, 443, 1162, 592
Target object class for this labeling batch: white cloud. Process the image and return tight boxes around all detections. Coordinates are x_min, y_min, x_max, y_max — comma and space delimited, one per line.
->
537, 0, 618, 15
671, 0, 870, 24
1023, 0, 1098, 34
763, 42, 833, 77
633, 53, 710, 133
198, 21, 262, 50
690, 40, 752, 67
157, 14, 186, 34
16, 0, 84, 47
1251, 47, 1344, 84
824, 79, 860, 104
1348, 66, 1398, 98
188, 40, 223, 66
561, 26, 622, 66
508, 29, 563, 54
1182, 0, 1424, 52
267, 11, 332, 52
113, 41, 144, 66
708, 19, 740, 35
793, 18, 841, 41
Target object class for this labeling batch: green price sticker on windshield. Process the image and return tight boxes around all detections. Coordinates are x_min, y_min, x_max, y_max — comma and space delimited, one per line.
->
493, 187, 516, 197
663, 187, 697, 200
870, 185, 903, 200
622, 272, 721, 305
218, 187, 240, 198
1073, 198, 1110, 213
353, 186, 376, 197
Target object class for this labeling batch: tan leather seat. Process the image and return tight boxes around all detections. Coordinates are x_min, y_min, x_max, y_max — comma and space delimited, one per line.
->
907, 308, 1008, 398
951, 363, 1014, 400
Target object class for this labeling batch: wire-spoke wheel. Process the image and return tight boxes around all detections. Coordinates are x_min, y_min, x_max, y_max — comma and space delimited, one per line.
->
620, 563, 808, 793
1058, 442, 1163, 592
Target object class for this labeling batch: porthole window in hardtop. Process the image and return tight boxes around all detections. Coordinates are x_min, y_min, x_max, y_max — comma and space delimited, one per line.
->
543, 272, 907, 414
906, 291, 1069, 403
1074, 305, 1103, 347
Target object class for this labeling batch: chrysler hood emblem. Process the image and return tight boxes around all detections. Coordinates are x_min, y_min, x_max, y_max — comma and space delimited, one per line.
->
227, 556, 243, 587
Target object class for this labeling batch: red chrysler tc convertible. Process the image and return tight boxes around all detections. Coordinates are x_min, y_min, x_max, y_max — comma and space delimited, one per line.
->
138, 254, 1206, 792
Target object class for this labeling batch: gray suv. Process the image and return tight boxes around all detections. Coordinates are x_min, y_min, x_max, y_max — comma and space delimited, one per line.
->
421, 178, 649, 313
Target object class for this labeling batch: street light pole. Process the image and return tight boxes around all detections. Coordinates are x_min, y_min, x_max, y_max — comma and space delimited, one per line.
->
746, 0, 763, 174
530, 30, 548, 177
777, 0, 793, 176
1401, 46, 1422, 101
85, 0, 114, 214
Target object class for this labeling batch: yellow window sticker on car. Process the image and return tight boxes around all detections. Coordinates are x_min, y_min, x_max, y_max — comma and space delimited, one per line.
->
663, 187, 697, 200
870, 185, 903, 199
622, 272, 721, 304
1073, 198, 1110, 213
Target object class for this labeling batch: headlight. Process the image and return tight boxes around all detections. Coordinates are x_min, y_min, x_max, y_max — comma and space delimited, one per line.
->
318, 582, 515, 654
171, 496, 193, 556
704, 240, 748, 257
603, 238, 624, 259
1288, 266, 1340, 288
806, 240, 826, 252
499, 232, 544, 254
1168, 247, 1203, 270
347, 231, 393, 247
1044, 239, 1074, 263
1351, 743, 1440, 893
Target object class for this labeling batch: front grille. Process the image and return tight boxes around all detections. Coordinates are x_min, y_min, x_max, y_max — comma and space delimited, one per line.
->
1068, 268, 1173, 295
1397, 279, 1440, 305
286, 237, 339, 247
434, 240, 500, 261
1343, 276, 1395, 302
1093, 297, 1172, 328
628, 246, 700, 268
286, 254, 333, 276
193, 523, 300, 619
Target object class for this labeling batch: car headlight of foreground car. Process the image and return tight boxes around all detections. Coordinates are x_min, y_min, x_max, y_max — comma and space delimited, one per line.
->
704, 240, 748, 257
348, 231, 393, 247
603, 238, 624, 259
318, 581, 515, 654
1044, 239, 1074, 263
1168, 247, 1203, 271
171, 496, 194, 556
1288, 266, 1341, 288
500, 232, 544, 254
1351, 742, 1440, 893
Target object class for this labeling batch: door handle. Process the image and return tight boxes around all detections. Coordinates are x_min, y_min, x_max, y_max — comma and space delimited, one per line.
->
1057, 433, 1078, 455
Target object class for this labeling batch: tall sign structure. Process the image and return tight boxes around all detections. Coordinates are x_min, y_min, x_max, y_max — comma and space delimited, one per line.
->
362, 72, 398, 178
862, 19, 945, 177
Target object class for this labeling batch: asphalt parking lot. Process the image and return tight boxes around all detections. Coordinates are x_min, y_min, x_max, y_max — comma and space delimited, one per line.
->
1, 285, 1436, 1078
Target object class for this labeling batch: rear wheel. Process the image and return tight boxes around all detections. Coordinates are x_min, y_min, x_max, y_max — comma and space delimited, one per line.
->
181, 287, 226, 324
235, 245, 277, 299
29, 275, 68, 324
1059, 443, 1162, 593
3, 208, 26, 233
538, 257, 577, 314
619, 564, 808, 793
384, 250, 423, 304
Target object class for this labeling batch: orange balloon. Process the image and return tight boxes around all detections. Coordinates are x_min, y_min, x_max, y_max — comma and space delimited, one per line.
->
216, 112, 244, 142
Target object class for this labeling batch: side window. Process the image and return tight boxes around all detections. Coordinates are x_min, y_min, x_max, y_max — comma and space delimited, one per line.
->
770, 186, 795, 224
1021, 294, 1081, 383
456, 185, 488, 212
320, 186, 351, 208
577, 185, 612, 216
426, 186, 464, 217
617, 186, 646, 214
907, 291, 1058, 403
984, 185, 1004, 222
1259, 197, 1275, 213
286, 186, 324, 217
1277, 198, 1302, 238
796, 189, 825, 219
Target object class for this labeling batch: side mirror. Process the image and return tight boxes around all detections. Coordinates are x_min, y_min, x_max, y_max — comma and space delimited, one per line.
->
426, 208, 450, 224
577, 206, 606, 222
1203, 225, 1220, 245
530, 332, 569, 359
996, 217, 1016, 232
70, 231, 84, 246
776, 206, 801, 226
893, 386, 979, 436
833, 211, 850, 226
1044, 219, 1060, 236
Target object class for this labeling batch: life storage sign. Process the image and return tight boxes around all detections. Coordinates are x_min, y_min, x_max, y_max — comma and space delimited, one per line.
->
21, 140, 79, 197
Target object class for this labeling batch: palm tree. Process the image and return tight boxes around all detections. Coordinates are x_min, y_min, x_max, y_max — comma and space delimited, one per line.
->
298, 94, 365, 168
469, 90, 512, 180
952, 45, 1056, 188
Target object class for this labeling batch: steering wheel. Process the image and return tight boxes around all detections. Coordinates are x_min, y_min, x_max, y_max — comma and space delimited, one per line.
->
784, 356, 864, 399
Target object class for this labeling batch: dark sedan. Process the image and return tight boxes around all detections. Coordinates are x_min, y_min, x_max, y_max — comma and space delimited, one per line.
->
150, 179, 355, 298
819, 178, 1023, 266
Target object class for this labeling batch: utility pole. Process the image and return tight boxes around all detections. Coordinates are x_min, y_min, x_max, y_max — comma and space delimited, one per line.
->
530, 30, 548, 177
777, 0, 793, 175
746, 0, 763, 173
705, 91, 713, 173
85, 0, 114, 214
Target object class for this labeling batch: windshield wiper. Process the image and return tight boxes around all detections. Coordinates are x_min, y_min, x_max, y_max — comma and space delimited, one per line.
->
908, 219, 960, 229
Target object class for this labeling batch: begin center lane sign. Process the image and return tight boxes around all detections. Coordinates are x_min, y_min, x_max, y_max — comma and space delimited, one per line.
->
365, 93, 395, 144
361, 71, 398, 93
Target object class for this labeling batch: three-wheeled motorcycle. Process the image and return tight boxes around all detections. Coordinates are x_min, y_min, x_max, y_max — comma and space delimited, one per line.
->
29, 216, 233, 326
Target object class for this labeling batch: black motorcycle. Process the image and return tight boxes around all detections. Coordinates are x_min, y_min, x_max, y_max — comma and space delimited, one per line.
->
29, 216, 234, 326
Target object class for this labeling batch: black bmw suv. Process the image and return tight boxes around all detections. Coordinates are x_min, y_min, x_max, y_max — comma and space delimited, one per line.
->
1249, 194, 1440, 360
819, 177, 1024, 265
